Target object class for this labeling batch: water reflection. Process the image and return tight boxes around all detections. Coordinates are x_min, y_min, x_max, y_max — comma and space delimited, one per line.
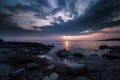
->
64, 41, 70, 51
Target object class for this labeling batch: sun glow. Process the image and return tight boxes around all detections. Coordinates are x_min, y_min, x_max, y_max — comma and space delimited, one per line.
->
62, 36, 72, 40
64, 41, 70, 51
61, 33, 109, 40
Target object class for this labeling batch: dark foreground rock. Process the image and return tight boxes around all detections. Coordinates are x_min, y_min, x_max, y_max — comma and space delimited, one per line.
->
99, 45, 109, 50
73, 53, 84, 57
26, 63, 39, 70
15, 54, 37, 64
0, 64, 14, 78
8, 68, 25, 80
103, 50, 120, 59
43, 72, 59, 80
0, 39, 4, 44
109, 46, 120, 50
56, 50, 71, 58
99, 45, 120, 51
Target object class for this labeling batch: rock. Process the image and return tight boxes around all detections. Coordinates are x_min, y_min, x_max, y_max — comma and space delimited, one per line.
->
73, 53, 84, 57
90, 54, 99, 56
86, 61, 104, 72
49, 72, 59, 80
26, 63, 39, 70
99, 45, 109, 50
8, 68, 25, 80
38, 50, 47, 55
43, 72, 59, 80
109, 46, 120, 50
46, 65, 55, 70
43, 76, 50, 80
44, 58, 86, 76
0, 39, 4, 45
56, 50, 71, 58
103, 50, 120, 59
44, 58, 69, 71
16, 54, 37, 64
75, 76, 89, 80
0, 64, 14, 78
44, 65, 56, 75
68, 62, 86, 76
94, 49, 98, 52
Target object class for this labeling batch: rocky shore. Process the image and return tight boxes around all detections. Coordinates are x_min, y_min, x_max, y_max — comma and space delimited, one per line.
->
0, 39, 120, 80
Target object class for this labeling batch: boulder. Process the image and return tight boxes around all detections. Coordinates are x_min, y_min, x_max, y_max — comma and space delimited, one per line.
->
44, 58, 69, 71
43, 76, 50, 80
109, 46, 120, 50
0, 39, 4, 44
90, 54, 99, 56
73, 53, 84, 57
103, 50, 120, 59
44, 65, 56, 75
86, 61, 104, 72
99, 45, 109, 50
44, 58, 86, 76
43, 72, 59, 80
75, 76, 89, 80
26, 63, 39, 70
56, 50, 71, 58
49, 72, 59, 80
67, 62, 86, 76
0, 64, 14, 78
16, 54, 37, 64
8, 68, 25, 80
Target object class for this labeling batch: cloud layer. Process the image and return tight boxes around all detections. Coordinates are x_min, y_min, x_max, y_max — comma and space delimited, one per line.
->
0, 0, 120, 40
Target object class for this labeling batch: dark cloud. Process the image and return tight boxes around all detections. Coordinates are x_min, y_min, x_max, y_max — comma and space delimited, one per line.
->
0, 0, 120, 39
49, 0, 120, 34
73, 0, 120, 29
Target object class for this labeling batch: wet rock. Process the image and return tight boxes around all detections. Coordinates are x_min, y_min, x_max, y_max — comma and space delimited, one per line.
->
90, 54, 99, 56
19, 70, 45, 80
46, 65, 55, 70
0, 50, 17, 62
103, 50, 120, 59
73, 53, 84, 57
0, 39, 4, 42
94, 49, 98, 52
56, 50, 71, 58
49, 72, 59, 80
44, 58, 69, 71
8, 68, 25, 80
86, 61, 104, 72
43, 72, 59, 80
44, 65, 56, 75
75, 76, 89, 80
0, 39, 4, 45
99, 45, 109, 50
0, 64, 14, 78
109, 46, 120, 50
68, 63, 86, 76
26, 63, 39, 70
38, 50, 47, 55
16, 54, 37, 64
43, 76, 50, 80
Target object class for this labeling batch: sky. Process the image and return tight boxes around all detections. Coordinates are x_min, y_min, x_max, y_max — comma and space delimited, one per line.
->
0, 0, 120, 41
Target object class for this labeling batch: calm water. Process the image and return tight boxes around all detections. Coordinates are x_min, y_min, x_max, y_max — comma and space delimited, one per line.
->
42, 41, 120, 50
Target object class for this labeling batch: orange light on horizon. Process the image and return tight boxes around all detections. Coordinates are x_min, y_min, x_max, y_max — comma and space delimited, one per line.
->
61, 33, 106, 40
64, 41, 70, 51
62, 36, 72, 40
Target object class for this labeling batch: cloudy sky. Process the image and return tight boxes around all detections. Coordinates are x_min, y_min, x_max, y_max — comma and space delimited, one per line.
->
0, 0, 120, 41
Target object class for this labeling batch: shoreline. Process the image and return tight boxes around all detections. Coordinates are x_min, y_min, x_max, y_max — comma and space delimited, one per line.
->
0, 40, 120, 80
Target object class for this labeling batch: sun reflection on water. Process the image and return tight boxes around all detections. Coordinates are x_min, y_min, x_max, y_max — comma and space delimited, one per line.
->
64, 41, 70, 51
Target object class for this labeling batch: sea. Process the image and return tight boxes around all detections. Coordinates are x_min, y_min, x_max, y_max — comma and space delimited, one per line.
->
41, 41, 120, 50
